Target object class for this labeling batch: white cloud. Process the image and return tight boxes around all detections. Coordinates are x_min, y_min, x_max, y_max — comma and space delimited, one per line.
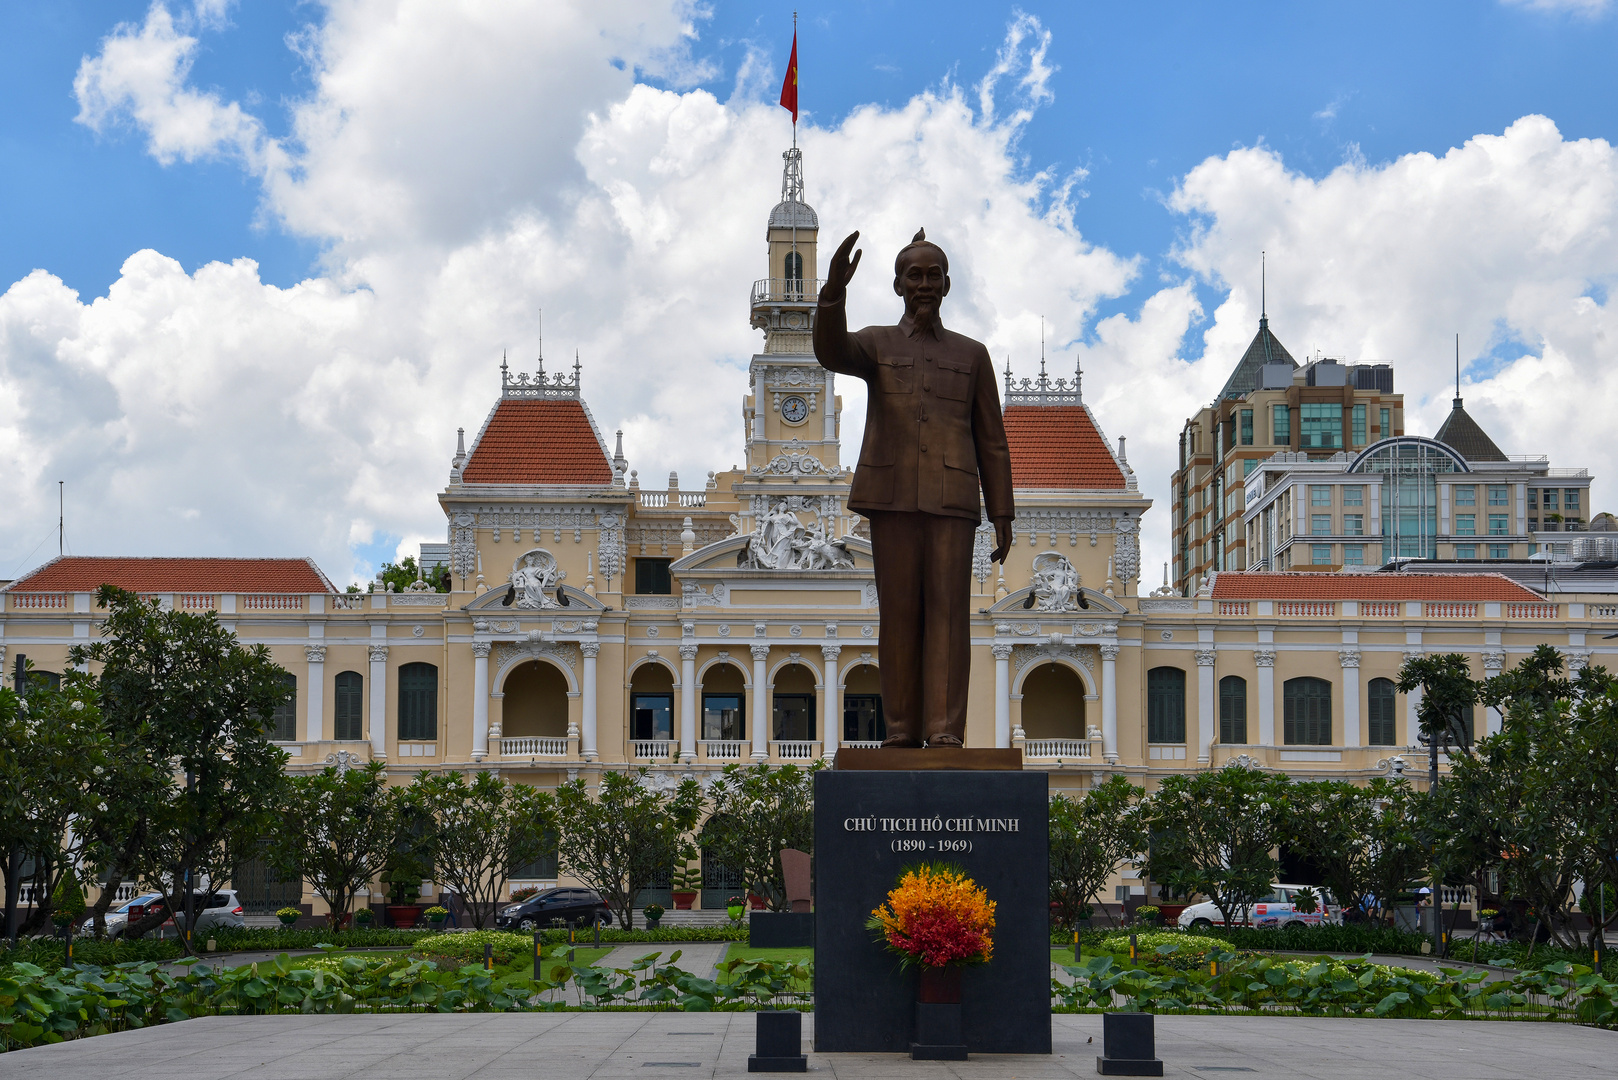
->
15, 2, 1618, 592
73, 2, 276, 169
1501, 0, 1611, 16
12, 4, 1136, 586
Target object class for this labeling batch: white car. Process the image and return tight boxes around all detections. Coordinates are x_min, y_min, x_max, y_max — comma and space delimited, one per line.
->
1176, 884, 1341, 930
99, 892, 164, 937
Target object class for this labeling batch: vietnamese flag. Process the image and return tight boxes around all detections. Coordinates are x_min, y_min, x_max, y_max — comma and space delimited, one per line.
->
779, 30, 799, 124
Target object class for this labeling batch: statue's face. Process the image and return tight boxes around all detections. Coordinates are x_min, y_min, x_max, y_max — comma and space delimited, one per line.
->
893, 247, 950, 321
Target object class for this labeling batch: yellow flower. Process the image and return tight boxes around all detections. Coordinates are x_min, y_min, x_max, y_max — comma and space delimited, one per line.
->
867, 863, 996, 968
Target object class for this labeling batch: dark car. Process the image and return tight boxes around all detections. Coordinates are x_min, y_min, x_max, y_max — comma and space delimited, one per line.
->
495, 888, 611, 930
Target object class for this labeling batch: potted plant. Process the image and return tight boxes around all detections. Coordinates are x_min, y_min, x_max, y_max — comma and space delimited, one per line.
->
644, 902, 665, 930
276, 906, 301, 927
510, 885, 540, 903
383, 856, 427, 929
354, 907, 375, 929
867, 863, 994, 1061
670, 865, 699, 911
423, 905, 449, 928
1134, 904, 1161, 927
726, 895, 746, 925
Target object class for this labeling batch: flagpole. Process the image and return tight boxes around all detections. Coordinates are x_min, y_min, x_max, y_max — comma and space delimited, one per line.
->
792, 10, 798, 149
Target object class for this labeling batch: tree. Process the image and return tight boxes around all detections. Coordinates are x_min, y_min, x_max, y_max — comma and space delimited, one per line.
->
373, 556, 448, 594
70, 586, 292, 951
1284, 777, 1426, 923
697, 762, 818, 910
1429, 646, 1618, 950
554, 769, 704, 929
1048, 776, 1145, 929
1142, 764, 1291, 927
0, 673, 107, 941
1396, 653, 1481, 763
409, 769, 554, 929
269, 762, 404, 930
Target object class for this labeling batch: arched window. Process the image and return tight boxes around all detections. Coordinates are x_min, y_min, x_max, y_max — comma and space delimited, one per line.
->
398, 663, 438, 741
271, 671, 297, 741
1146, 667, 1186, 743
20, 670, 60, 697
334, 671, 364, 741
1367, 678, 1397, 746
784, 250, 804, 292
1283, 677, 1332, 745
630, 663, 674, 742
1219, 675, 1247, 744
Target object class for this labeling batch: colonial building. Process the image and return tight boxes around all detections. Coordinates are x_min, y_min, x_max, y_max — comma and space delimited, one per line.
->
3, 146, 1614, 913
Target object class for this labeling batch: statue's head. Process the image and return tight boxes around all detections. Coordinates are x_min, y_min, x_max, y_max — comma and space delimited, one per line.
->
893, 228, 950, 323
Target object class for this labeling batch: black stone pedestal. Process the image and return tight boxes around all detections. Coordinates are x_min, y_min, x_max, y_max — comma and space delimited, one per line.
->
748, 1010, 807, 1072
911, 1002, 968, 1060
812, 768, 1050, 1054
1096, 1012, 1163, 1076
750, 911, 814, 947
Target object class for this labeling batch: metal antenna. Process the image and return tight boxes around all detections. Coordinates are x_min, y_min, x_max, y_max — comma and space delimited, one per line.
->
58, 481, 63, 557
1261, 251, 1266, 320
1454, 333, 1461, 404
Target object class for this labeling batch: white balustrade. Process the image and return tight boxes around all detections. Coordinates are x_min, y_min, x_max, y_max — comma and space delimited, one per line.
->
699, 739, 746, 760
1360, 601, 1400, 617
1505, 602, 1557, 620
499, 736, 568, 757
1424, 602, 1477, 619
840, 740, 882, 750
12, 593, 67, 610
1022, 738, 1094, 759
240, 594, 304, 611
632, 739, 676, 759
1276, 601, 1335, 617
771, 740, 820, 760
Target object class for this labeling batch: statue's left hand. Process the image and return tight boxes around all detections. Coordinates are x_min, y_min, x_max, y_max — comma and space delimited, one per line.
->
991, 517, 1013, 563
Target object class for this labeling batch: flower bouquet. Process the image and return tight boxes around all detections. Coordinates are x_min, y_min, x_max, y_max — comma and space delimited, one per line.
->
866, 863, 995, 1004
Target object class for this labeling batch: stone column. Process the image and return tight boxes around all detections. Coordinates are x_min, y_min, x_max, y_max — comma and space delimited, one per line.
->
821, 645, 842, 759
368, 644, 388, 759
1195, 649, 1216, 764
679, 644, 699, 764
1339, 649, 1361, 747
472, 641, 492, 761
1482, 651, 1505, 735
304, 645, 326, 743
992, 643, 1013, 749
1100, 644, 1119, 764
1255, 649, 1276, 746
751, 644, 771, 761
581, 642, 600, 762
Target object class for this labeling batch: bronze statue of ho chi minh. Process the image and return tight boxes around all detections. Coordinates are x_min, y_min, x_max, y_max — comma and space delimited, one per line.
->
813, 228, 1014, 748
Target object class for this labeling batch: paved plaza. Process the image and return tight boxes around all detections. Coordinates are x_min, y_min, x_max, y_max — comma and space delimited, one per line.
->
7, 1011, 1614, 1079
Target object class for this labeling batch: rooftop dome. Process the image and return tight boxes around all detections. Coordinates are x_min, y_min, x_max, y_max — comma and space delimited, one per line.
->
768, 199, 818, 229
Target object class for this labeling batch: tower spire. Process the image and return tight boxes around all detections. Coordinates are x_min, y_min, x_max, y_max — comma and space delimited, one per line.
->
1454, 333, 1462, 407
1260, 250, 1267, 324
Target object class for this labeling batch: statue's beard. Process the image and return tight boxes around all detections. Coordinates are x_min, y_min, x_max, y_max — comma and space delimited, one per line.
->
910, 297, 941, 325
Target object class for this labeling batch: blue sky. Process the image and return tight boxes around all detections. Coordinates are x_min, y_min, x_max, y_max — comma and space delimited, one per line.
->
3, 0, 1617, 584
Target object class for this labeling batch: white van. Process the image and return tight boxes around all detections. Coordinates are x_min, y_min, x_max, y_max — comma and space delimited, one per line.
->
1175, 884, 1340, 930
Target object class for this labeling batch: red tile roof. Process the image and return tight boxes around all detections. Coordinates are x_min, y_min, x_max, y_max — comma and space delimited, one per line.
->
1211, 572, 1544, 602
1004, 405, 1126, 490
461, 399, 613, 485
7, 557, 333, 594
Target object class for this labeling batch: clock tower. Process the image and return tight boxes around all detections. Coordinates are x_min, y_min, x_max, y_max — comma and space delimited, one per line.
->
735, 146, 854, 544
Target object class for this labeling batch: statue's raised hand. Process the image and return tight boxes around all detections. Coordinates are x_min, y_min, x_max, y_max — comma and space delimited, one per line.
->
820, 230, 862, 302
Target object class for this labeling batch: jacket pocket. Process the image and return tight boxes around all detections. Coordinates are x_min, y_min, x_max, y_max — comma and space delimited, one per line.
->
876, 355, 915, 394
934, 358, 973, 401
941, 452, 980, 512
855, 463, 895, 504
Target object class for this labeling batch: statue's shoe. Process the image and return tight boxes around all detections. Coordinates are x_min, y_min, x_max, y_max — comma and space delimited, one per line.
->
924, 734, 964, 748
880, 734, 922, 748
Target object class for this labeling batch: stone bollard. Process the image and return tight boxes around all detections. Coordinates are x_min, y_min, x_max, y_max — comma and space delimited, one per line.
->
749, 1009, 807, 1073
1096, 1012, 1163, 1076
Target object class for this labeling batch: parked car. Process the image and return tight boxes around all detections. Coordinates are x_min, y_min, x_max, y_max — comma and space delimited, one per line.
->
108, 890, 246, 938
99, 892, 163, 936
495, 887, 611, 930
1176, 884, 1341, 931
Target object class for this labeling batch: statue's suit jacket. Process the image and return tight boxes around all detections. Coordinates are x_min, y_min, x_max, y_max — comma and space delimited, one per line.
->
813, 294, 1015, 523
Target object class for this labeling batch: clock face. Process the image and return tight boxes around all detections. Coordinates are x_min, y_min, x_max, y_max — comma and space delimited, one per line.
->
781, 395, 809, 423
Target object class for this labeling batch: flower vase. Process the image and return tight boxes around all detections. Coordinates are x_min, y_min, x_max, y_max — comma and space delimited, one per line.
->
912, 966, 966, 1060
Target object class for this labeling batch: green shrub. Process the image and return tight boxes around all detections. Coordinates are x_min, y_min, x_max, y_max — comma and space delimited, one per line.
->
413, 931, 531, 964
50, 875, 87, 926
